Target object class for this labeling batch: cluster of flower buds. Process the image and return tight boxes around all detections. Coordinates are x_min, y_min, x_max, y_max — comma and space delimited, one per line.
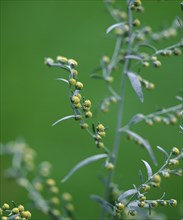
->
100, 96, 118, 113
0, 202, 31, 220
94, 123, 106, 149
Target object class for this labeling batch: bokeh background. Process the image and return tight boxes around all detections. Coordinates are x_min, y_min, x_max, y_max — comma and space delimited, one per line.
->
1, 0, 182, 219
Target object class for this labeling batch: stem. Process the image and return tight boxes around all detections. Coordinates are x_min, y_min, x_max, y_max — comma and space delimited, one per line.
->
101, 1, 133, 219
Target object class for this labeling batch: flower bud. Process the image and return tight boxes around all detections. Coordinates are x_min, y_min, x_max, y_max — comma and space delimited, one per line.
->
75, 82, 83, 90
57, 56, 68, 64
68, 59, 78, 67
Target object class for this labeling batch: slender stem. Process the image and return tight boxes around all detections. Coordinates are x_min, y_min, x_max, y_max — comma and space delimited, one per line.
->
101, 1, 134, 219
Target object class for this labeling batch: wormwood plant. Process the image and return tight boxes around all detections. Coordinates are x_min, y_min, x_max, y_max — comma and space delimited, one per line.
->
1, 0, 183, 220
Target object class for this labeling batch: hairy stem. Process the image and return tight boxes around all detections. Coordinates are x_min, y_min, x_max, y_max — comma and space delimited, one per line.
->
101, 1, 134, 219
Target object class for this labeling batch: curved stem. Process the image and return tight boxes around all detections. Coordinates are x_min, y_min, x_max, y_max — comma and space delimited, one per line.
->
101, 1, 134, 219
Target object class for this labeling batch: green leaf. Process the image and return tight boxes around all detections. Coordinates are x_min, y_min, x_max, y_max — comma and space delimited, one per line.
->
124, 130, 157, 166
127, 72, 144, 103
142, 160, 153, 180
106, 22, 124, 34
157, 146, 169, 158
56, 78, 69, 84
52, 115, 75, 126
61, 154, 108, 183
118, 189, 137, 202
91, 195, 114, 215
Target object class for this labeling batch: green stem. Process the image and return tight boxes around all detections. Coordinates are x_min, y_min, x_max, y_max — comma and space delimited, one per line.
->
101, 1, 134, 219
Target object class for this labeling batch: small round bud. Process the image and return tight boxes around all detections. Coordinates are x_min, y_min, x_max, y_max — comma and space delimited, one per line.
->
46, 178, 56, 186
71, 96, 80, 104
142, 61, 149, 67
151, 56, 157, 61
62, 193, 72, 202
170, 116, 177, 124
169, 199, 177, 207
65, 203, 74, 212
96, 142, 104, 149
129, 210, 136, 216
150, 201, 158, 208
84, 100, 91, 107
116, 202, 125, 211
51, 197, 60, 205
145, 119, 153, 126
82, 106, 90, 111
21, 211, 31, 218
173, 48, 182, 56
134, 0, 142, 7
151, 182, 160, 188
33, 182, 43, 191
169, 159, 179, 166
81, 123, 89, 129
102, 56, 110, 64
2, 203, 9, 210
85, 111, 93, 118
57, 56, 68, 64
162, 171, 170, 179
2, 217, 8, 220
105, 76, 114, 83
143, 26, 152, 34
72, 69, 78, 76
69, 78, 76, 86
138, 195, 146, 201
76, 93, 82, 100
45, 58, 54, 66
153, 116, 161, 123
75, 82, 83, 90
159, 200, 167, 206
147, 83, 155, 90
96, 124, 105, 132
12, 208, 19, 214
51, 209, 61, 217
94, 134, 102, 141
133, 19, 141, 27
153, 60, 161, 68
153, 174, 161, 183
114, 28, 124, 36
75, 115, 82, 120
15, 216, 20, 220
172, 147, 180, 155
98, 131, 106, 137
50, 186, 59, 194
138, 201, 145, 208
106, 162, 114, 170
74, 103, 82, 109
142, 184, 151, 192
68, 59, 78, 67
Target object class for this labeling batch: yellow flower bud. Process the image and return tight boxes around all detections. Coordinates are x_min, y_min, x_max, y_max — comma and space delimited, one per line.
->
71, 96, 80, 104
96, 124, 105, 132
153, 60, 161, 68
116, 202, 125, 211
96, 142, 104, 149
134, 0, 142, 6
172, 147, 179, 155
129, 210, 136, 216
69, 78, 76, 86
68, 59, 78, 67
106, 162, 114, 170
46, 178, 56, 186
62, 193, 72, 202
57, 56, 68, 64
12, 208, 19, 214
84, 100, 91, 107
138, 201, 145, 208
169, 199, 177, 207
85, 111, 93, 118
18, 205, 25, 212
81, 123, 89, 129
75, 82, 83, 90
102, 56, 110, 64
151, 201, 158, 208
159, 200, 167, 206
72, 69, 78, 76
133, 19, 141, 27
142, 184, 151, 192
153, 174, 161, 183
2, 203, 9, 210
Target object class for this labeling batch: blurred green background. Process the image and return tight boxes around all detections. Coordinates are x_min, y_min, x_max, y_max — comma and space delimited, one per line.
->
1, 0, 182, 219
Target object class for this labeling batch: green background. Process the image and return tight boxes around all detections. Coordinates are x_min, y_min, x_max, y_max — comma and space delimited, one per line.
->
1, 0, 182, 219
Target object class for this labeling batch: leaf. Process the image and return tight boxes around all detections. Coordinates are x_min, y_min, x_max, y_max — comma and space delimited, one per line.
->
128, 113, 145, 126
139, 170, 144, 184
106, 22, 124, 34
142, 160, 153, 179
127, 72, 144, 103
124, 130, 157, 166
52, 115, 75, 126
61, 154, 108, 183
56, 78, 69, 84
156, 146, 169, 158
90, 73, 104, 80
118, 189, 138, 202
176, 96, 183, 101
91, 195, 114, 215
125, 55, 143, 61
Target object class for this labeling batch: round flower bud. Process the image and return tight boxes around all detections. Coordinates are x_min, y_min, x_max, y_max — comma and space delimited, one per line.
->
2, 203, 9, 210
96, 124, 105, 132
170, 116, 177, 124
65, 203, 74, 212
162, 171, 170, 178
21, 211, 31, 218
68, 59, 78, 67
147, 83, 155, 90
153, 60, 161, 68
72, 69, 78, 76
71, 96, 80, 104
45, 58, 54, 66
98, 131, 106, 137
142, 184, 151, 192
172, 147, 179, 156
114, 28, 124, 36
18, 205, 25, 212
102, 56, 110, 64
46, 178, 56, 186
82, 106, 90, 111
133, 19, 141, 27
51, 197, 60, 205
151, 56, 157, 61
33, 182, 43, 191
2, 217, 8, 220
153, 116, 161, 123
151, 182, 160, 188
142, 61, 149, 67
51, 209, 61, 217
85, 111, 93, 118
129, 210, 136, 216
106, 76, 114, 83
159, 200, 167, 206
12, 208, 19, 214
56, 56, 68, 64
96, 142, 104, 149
138, 195, 146, 201
81, 123, 89, 129
50, 186, 59, 194
169, 199, 177, 207
76, 93, 82, 100
94, 134, 102, 141
69, 78, 76, 86
145, 119, 153, 126
75, 82, 83, 90
84, 100, 91, 107
62, 193, 72, 202
169, 159, 179, 166
134, 0, 141, 6
153, 174, 161, 183
173, 48, 182, 56
151, 201, 158, 208
15, 216, 20, 220
116, 202, 125, 211
74, 103, 82, 109
138, 201, 145, 208
106, 162, 114, 170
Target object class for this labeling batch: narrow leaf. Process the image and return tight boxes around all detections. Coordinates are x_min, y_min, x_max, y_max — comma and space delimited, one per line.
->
176, 96, 183, 101
90, 74, 104, 80
61, 154, 108, 183
127, 72, 144, 102
124, 130, 157, 165
106, 22, 124, 34
125, 55, 143, 61
128, 113, 145, 126
142, 160, 153, 179
139, 170, 144, 184
56, 78, 69, 84
52, 115, 75, 126
118, 189, 137, 202
91, 195, 114, 215
159, 192, 166, 200
157, 146, 169, 158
